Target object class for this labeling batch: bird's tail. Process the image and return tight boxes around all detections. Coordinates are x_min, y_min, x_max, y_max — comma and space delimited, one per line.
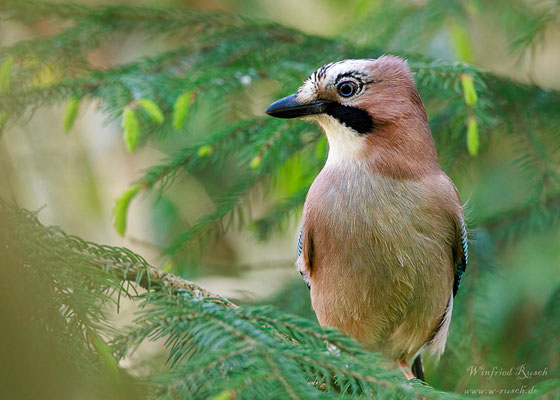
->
411, 354, 425, 381
426, 292, 453, 359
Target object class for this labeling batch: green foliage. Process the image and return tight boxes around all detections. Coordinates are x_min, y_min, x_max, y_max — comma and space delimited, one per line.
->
92, 334, 121, 379
137, 99, 164, 125
0, 200, 144, 400
1, 0, 560, 398
197, 144, 214, 157
460, 74, 477, 107
63, 97, 80, 133
466, 117, 479, 156
173, 91, 192, 131
0, 56, 14, 92
520, 284, 560, 378
122, 107, 140, 152
0, 111, 8, 134
114, 185, 141, 236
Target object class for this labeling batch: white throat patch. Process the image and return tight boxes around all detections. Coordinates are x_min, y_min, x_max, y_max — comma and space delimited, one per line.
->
310, 114, 365, 165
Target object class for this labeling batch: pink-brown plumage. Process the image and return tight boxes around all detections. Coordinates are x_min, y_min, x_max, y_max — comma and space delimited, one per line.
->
266, 55, 467, 377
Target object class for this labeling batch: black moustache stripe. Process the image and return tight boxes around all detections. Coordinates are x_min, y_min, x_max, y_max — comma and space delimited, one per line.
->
324, 103, 374, 134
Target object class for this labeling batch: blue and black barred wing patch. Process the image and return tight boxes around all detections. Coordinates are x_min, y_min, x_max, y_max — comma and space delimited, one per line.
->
453, 218, 468, 297
296, 226, 310, 289
297, 226, 303, 258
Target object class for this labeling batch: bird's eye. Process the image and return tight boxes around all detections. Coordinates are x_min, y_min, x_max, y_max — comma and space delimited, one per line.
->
337, 81, 358, 98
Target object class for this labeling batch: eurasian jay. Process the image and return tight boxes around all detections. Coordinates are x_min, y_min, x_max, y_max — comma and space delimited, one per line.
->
265, 56, 468, 380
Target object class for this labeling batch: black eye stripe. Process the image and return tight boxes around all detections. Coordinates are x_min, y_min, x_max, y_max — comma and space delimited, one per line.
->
324, 103, 374, 134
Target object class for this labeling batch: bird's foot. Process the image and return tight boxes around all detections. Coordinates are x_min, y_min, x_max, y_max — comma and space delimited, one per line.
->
396, 360, 416, 380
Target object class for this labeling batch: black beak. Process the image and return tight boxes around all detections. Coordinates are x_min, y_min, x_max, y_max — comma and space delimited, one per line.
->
265, 94, 330, 119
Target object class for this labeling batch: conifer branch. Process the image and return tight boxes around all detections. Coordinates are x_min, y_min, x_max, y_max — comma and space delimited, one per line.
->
2, 199, 461, 399
479, 192, 560, 244
0, 198, 233, 308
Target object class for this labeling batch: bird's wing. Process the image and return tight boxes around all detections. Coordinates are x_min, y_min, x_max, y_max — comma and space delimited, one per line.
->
453, 215, 468, 297
297, 226, 303, 259
442, 173, 468, 297
296, 225, 312, 288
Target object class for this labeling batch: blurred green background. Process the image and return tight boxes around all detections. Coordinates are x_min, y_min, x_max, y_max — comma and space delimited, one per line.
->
1, 0, 559, 397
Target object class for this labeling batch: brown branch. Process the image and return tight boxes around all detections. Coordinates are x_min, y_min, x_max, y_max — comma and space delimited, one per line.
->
112, 258, 237, 309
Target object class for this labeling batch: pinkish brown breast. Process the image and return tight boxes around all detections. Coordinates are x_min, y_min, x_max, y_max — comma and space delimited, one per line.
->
299, 161, 458, 361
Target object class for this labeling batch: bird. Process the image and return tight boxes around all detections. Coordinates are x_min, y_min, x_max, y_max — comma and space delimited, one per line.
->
265, 55, 468, 381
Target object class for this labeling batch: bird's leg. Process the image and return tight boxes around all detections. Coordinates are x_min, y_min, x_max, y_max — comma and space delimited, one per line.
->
397, 360, 416, 380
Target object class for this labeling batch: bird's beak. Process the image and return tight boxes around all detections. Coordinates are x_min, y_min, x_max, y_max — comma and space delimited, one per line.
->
265, 94, 330, 119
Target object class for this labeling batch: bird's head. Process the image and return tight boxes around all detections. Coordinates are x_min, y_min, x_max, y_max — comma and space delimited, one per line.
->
266, 55, 438, 176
